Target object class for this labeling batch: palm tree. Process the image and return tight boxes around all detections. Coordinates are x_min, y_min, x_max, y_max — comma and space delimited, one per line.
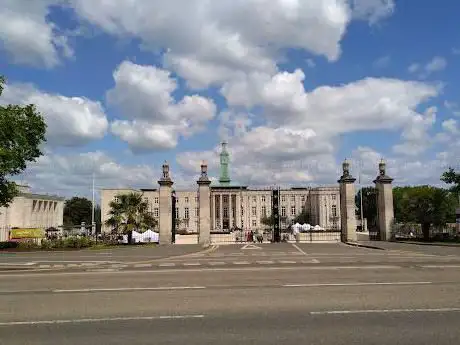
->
105, 193, 157, 243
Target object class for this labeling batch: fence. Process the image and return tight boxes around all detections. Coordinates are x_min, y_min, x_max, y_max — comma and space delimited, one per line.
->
0, 226, 10, 242
391, 223, 459, 241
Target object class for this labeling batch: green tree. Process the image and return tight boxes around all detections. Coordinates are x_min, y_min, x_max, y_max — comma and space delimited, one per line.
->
105, 192, 157, 242
261, 214, 287, 227
393, 186, 457, 240
441, 167, 460, 205
292, 208, 311, 224
355, 187, 378, 228
63, 197, 93, 227
0, 76, 47, 207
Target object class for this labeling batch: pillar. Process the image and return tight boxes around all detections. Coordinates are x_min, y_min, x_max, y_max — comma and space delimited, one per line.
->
338, 159, 357, 243
197, 162, 212, 245
374, 159, 394, 241
158, 162, 173, 245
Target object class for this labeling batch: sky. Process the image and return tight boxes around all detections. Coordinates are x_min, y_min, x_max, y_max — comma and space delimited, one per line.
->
1, 0, 459, 199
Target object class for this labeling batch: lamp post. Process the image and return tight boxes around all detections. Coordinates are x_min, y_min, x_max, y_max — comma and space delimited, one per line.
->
171, 190, 176, 243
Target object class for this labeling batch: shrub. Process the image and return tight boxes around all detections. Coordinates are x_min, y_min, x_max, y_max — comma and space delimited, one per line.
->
0, 241, 18, 249
17, 240, 40, 250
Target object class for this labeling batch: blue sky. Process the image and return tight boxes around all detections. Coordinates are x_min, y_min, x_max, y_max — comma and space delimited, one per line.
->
1, 0, 459, 197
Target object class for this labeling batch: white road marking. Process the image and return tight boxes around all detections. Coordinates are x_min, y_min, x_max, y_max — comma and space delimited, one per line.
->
420, 265, 460, 268
279, 261, 297, 264
257, 261, 275, 265
241, 244, 262, 250
233, 261, 250, 265
208, 262, 226, 266
230, 253, 245, 256
310, 308, 460, 315
158, 263, 176, 267
292, 244, 307, 255
0, 314, 205, 326
53, 286, 206, 293
1, 265, 402, 277
53, 265, 64, 269
111, 264, 128, 269
133, 264, 152, 268
39, 265, 51, 268
302, 259, 320, 264
86, 269, 119, 272
183, 262, 201, 266
283, 281, 432, 288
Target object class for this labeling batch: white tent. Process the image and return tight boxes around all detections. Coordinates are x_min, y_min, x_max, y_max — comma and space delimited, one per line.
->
140, 229, 159, 243
301, 224, 311, 231
313, 225, 324, 231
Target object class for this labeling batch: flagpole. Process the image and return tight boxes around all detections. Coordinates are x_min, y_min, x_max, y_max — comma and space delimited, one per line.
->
359, 160, 364, 231
91, 172, 95, 236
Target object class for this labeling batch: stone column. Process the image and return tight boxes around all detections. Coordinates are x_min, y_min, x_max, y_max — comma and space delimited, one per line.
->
197, 162, 212, 245
158, 162, 174, 245
338, 159, 357, 243
374, 160, 394, 241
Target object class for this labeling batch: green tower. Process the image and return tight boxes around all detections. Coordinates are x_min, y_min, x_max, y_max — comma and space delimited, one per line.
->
219, 141, 231, 186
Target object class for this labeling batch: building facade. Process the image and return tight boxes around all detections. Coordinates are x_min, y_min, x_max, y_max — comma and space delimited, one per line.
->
101, 143, 341, 234
0, 185, 65, 241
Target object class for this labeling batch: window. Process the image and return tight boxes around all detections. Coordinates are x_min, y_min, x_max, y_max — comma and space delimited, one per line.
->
195, 197, 198, 203
252, 196, 257, 203
281, 206, 286, 217
223, 207, 229, 218
54, 202, 57, 211
261, 196, 266, 203
223, 195, 229, 203
175, 208, 179, 219
144, 197, 149, 204
281, 195, 286, 203
154, 197, 159, 204
332, 205, 337, 217
332, 194, 336, 200
301, 195, 305, 202
291, 206, 296, 216
195, 207, 199, 217
301, 205, 305, 213
184, 219, 189, 228
184, 207, 189, 219
261, 206, 266, 217
114, 197, 119, 203
154, 208, 159, 218
252, 206, 257, 216
252, 220, 257, 227
241, 207, 244, 215
185, 197, 189, 203
32, 200, 37, 212
176, 197, 179, 204
291, 195, 295, 202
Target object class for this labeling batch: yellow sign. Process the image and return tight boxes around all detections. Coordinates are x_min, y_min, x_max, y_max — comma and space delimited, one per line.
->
10, 228, 45, 239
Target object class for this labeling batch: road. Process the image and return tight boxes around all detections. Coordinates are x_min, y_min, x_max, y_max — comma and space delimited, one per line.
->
1, 242, 460, 344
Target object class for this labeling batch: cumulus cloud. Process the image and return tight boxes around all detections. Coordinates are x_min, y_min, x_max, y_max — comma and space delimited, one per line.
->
408, 56, 447, 79
1, 83, 108, 146
0, 0, 73, 68
70, 0, 395, 88
107, 61, 216, 151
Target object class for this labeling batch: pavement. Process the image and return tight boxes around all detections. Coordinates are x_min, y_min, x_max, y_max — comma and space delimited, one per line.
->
2, 242, 460, 344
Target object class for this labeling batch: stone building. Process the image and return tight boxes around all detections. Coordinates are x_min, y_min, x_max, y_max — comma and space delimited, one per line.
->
0, 185, 65, 241
101, 143, 341, 234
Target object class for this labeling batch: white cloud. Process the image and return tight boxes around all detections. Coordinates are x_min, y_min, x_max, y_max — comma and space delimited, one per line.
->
107, 61, 216, 151
442, 119, 459, 135
222, 70, 439, 136
305, 59, 316, 68
71, 0, 394, 87
444, 101, 460, 117
350, 0, 395, 25
373, 55, 390, 68
1, 83, 108, 146
0, 0, 73, 68
409, 56, 447, 79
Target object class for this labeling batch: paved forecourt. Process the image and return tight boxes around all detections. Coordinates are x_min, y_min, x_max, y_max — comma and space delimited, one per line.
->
3, 242, 460, 273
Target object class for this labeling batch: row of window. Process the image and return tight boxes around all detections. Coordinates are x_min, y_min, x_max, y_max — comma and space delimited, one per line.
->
151, 207, 199, 219
32, 200, 58, 212
216, 204, 338, 219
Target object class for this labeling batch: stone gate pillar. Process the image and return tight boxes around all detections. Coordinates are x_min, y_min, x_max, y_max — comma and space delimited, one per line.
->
158, 162, 173, 245
374, 159, 394, 241
338, 159, 357, 243
197, 162, 211, 245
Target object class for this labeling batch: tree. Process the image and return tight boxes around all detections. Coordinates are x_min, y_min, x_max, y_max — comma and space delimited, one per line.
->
63, 197, 93, 227
393, 186, 457, 241
105, 192, 157, 243
441, 167, 460, 204
0, 76, 47, 207
292, 208, 311, 224
355, 187, 378, 228
261, 214, 287, 227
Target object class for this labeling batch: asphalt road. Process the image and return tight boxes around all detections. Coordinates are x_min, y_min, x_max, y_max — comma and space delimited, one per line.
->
2, 243, 460, 344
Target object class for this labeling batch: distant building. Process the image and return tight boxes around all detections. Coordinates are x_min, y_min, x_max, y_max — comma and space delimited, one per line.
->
0, 185, 65, 241
101, 143, 340, 234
